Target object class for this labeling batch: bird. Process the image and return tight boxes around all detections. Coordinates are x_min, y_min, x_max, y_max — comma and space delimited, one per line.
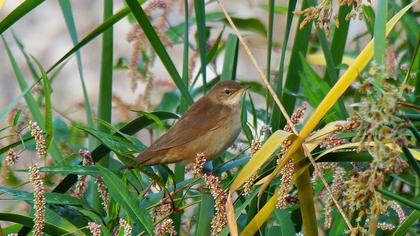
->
124, 80, 248, 167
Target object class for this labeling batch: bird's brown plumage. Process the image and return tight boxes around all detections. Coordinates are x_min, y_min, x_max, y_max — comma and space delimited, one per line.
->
129, 80, 246, 166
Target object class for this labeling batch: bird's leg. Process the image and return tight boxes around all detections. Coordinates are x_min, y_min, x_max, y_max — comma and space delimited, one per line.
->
142, 180, 154, 198
202, 161, 214, 175
161, 188, 182, 213
202, 167, 213, 175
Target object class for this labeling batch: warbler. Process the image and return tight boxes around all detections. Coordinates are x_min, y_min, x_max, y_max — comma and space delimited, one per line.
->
127, 80, 247, 166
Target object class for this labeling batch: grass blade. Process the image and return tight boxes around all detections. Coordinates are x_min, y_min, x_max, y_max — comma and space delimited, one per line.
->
392, 210, 420, 236
220, 34, 239, 81
195, 194, 213, 236
97, 0, 114, 161
265, 0, 275, 123
194, 0, 207, 92
326, 5, 352, 83
377, 188, 420, 210
374, 0, 388, 64
0, 213, 82, 236
31, 56, 53, 148
0, 0, 44, 34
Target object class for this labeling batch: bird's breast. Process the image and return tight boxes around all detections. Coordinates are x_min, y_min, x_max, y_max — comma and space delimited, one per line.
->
194, 106, 242, 160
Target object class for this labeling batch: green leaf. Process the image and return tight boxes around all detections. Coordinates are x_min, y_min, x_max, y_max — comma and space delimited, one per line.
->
97, 165, 154, 235
274, 209, 297, 235
12, 109, 23, 126
134, 111, 167, 131
179, 0, 190, 114
31, 56, 53, 149
0, 135, 33, 155
327, 5, 352, 83
363, 5, 375, 35
377, 188, 420, 210
0, 213, 84, 236
195, 194, 213, 236
194, 0, 208, 92
76, 126, 144, 156
241, 95, 253, 144
39, 166, 100, 176
0, 0, 45, 34
0, 185, 93, 211
264, 0, 275, 124
392, 210, 420, 236
97, 0, 114, 159
221, 34, 239, 81
11, 31, 39, 80
125, 0, 193, 106
373, 0, 388, 64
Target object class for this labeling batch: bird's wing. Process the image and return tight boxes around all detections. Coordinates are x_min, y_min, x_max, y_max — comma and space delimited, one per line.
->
146, 98, 229, 152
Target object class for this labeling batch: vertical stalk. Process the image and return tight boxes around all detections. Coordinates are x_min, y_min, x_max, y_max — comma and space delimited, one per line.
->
264, 0, 275, 124
374, 0, 387, 64
97, 0, 114, 161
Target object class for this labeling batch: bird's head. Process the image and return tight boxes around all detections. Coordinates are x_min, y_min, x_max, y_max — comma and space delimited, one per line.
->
207, 80, 249, 106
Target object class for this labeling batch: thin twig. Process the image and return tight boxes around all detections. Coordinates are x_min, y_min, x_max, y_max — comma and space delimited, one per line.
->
302, 145, 354, 230
216, 0, 354, 231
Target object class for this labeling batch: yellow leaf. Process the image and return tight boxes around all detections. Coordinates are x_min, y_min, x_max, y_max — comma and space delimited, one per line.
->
409, 149, 420, 161
0, 0, 5, 9
307, 53, 355, 66
240, 192, 279, 236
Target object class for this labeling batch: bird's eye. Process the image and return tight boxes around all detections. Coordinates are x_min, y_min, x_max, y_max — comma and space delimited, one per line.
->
224, 89, 232, 95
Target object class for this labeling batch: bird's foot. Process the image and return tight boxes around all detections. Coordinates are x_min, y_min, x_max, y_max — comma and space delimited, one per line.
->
202, 167, 214, 176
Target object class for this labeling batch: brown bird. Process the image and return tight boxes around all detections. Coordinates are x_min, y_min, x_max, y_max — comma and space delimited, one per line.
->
128, 80, 247, 166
